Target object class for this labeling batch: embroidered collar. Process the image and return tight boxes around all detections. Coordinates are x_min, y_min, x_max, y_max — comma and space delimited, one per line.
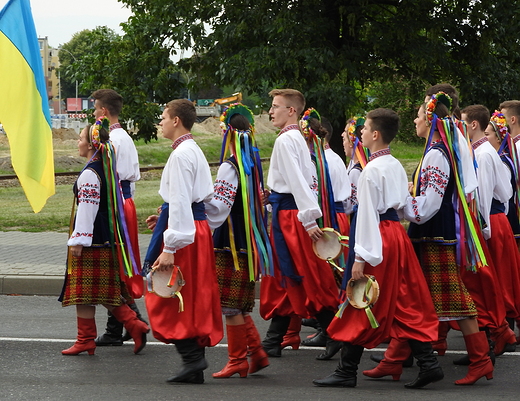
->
369, 148, 390, 161
471, 136, 488, 150
514, 135, 520, 144
279, 124, 299, 136
109, 123, 122, 131
172, 133, 193, 150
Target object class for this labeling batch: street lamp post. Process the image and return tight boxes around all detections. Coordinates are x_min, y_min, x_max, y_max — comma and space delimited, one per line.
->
58, 47, 79, 112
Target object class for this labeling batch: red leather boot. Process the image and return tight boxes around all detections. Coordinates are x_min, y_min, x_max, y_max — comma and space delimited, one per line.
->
432, 321, 449, 356
363, 338, 411, 380
111, 304, 150, 354
62, 317, 97, 356
213, 324, 249, 378
455, 331, 493, 385
244, 315, 269, 374
491, 319, 517, 356
281, 315, 301, 350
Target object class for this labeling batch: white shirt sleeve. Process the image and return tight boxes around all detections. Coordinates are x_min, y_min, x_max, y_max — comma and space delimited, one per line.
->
353, 170, 383, 266
403, 149, 450, 224
345, 163, 361, 214
270, 133, 322, 229
457, 128, 478, 194
67, 169, 100, 247
162, 152, 197, 252
205, 162, 239, 230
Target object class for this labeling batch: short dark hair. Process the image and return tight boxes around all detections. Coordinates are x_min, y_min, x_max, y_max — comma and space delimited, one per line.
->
461, 104, 490, 131
269, 88, 306, 115
91, 89, 123, 117
165, 99, 197, 130
499, 100, 520, 117
425, 83, 460, 117
366, 108, 399, 144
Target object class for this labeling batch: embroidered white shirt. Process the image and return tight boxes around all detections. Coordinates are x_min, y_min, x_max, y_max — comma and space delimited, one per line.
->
267, 127, 321, 229
354, 154, 409, 266
159, 138, 213, 252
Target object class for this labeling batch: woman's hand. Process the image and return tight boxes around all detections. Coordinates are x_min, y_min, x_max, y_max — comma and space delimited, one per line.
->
146, 215, 159, 231
70, 245, 83, 258
262, 189, 271, 206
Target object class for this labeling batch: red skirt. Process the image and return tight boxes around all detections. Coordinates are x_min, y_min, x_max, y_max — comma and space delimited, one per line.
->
328, 221, 439, 348
123, 198, 144, 299
487, 213, 520, 319
260, 210, 339, 320
145, 221, 223, 347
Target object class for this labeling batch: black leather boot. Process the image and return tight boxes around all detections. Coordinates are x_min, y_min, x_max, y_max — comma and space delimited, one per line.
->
302, 318, 320, 329
261, 315, 291, 357
313, 309, 341, 360
404, 340, 444, 388
370, 352, 414, 367
316, 337, 342, 360
167, 339, 207, 384
122, 302, 148, 342
313, 342, 364, 387
94, 311, 123, 346
301, 329, 327, 347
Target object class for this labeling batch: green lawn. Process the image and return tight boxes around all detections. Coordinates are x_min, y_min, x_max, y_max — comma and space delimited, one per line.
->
0, 133, 423, 233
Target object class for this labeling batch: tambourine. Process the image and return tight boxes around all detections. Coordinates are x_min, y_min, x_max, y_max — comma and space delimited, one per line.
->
347, 274, 380, 309
312, 227, 349, 272
340, 274, 380, 328
146, 265, 185, 311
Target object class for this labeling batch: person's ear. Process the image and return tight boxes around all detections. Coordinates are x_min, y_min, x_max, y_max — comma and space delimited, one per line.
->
511, 116, 517, 126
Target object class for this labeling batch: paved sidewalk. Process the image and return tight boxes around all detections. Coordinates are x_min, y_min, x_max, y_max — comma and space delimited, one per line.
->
0, 231, 152, 295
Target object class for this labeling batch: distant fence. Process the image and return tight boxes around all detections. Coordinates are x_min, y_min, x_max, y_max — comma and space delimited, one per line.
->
50, 114, 88, 134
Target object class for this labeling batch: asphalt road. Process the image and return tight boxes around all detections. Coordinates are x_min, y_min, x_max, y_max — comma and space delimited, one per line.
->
1, 295, 519, 401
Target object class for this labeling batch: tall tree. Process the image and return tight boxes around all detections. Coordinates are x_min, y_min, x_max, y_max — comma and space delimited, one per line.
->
63, 25, 183, 140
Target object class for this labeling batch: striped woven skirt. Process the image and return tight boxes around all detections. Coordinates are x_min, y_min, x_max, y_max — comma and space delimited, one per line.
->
215, 250, 255, 313
60, 247, 127, 307
415, 242, 477, 319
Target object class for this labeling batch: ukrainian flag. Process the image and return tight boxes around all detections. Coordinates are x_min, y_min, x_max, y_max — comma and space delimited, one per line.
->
0, 0, 55, 213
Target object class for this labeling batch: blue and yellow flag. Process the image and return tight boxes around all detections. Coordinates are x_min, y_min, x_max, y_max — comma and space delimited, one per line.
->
0, 0, 55, 213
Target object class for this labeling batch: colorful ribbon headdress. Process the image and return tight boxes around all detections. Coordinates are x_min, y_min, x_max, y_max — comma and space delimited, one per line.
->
79, 116, 140, 282
219, 103, 273, 280
300, 108, 338, 231
491, 110, 520, 228
346, 115, 369, 167
414, 92, 486, 272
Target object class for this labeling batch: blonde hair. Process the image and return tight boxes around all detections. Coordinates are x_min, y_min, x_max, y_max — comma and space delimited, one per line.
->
269, 89, 305, 115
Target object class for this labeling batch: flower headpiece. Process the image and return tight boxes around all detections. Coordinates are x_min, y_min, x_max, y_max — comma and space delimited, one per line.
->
220, 103, 254, 133
300, 108, 321, 139
346, 115, 365, 143
490, 110, 509, 141
90, 116, 110, 149
425, 92, 452, 125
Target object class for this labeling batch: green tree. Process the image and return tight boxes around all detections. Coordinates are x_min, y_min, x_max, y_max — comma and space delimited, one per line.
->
71, 0, 520, 143
62, 26, 184, 140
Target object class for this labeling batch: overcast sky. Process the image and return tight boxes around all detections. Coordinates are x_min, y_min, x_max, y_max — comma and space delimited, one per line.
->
1, 0, 133, 47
